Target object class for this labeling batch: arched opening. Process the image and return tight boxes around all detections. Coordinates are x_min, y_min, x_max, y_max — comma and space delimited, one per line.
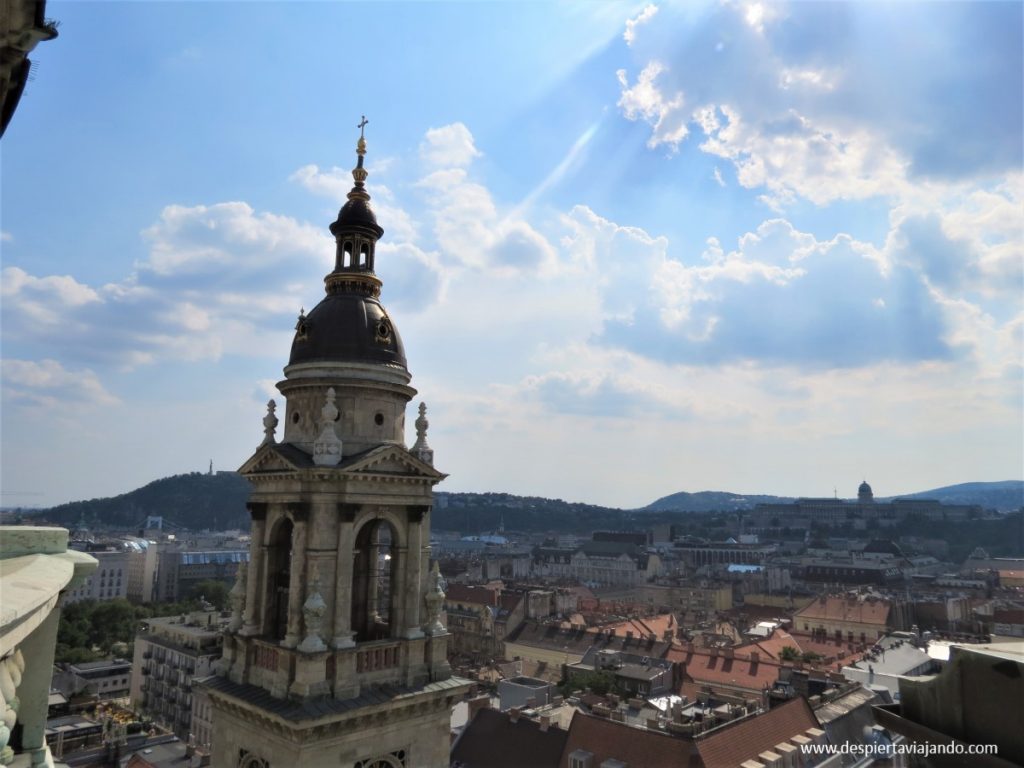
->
343, 241, 353, 268
351, 519, 397, 641
359, 243, 369, 269
266, 518, 293, 641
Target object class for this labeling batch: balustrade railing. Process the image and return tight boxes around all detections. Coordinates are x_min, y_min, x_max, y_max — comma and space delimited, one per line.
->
253, 643, 279, 671
356, 642, 401, 673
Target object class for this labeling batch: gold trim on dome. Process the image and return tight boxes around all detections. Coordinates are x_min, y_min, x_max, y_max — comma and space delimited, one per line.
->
324, 272, 382, 297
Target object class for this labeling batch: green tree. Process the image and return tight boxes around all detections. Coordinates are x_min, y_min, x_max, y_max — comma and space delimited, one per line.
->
559, 670, 622, 697
189, 579, 230, 610
779, 646, 800, 662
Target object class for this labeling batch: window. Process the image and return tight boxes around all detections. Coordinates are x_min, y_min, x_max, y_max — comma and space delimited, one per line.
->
569, 750, 593, 768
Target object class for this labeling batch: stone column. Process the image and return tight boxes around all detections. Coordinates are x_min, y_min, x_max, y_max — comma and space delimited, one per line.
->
282, 513, 308, 649
240, 504, 267, 636
390, 545, 407, 638
332, 505, 357, 649
404, 507, 426, 638
17, 608, 60, 765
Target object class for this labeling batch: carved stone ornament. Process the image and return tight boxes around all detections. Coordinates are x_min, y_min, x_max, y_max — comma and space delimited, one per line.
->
423, 561, 446, 635
228, 561, 247, 633
298, 579, 328, 653
312, 388, 343, 466
0, 650, 25, 766
261, 400, 278, 446
411, 402, 434, 466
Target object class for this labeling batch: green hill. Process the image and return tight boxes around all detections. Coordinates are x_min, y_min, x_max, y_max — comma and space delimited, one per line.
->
642, 490, 793, 513
891, 481, 1024, 511
36, 472, 253, 531
30, 474, 1022, 534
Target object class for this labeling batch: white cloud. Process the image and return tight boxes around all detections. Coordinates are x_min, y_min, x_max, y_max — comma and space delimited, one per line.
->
419, 123, 482, 169
1, 358, 118, 407
624, 4, 658, 46
141, 202, 327, 277
696, 105, 907, 208
616, 62, 688, 149
1, 231, 12, 243
414, 126, 559, 276
2, 203, 328, 371
778, 67, 837, 92
289, 164, 350, 199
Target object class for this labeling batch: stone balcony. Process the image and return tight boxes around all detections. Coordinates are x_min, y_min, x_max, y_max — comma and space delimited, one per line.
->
0, 526, 96, 767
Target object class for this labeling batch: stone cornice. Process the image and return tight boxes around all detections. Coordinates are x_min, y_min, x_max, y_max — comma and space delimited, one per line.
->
208, 684, 462, 744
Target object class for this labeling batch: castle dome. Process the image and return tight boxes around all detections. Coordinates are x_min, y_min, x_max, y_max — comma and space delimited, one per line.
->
858, 480, 874, 502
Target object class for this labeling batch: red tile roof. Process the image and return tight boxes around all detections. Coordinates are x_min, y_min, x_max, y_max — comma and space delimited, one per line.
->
559, 712, 699, 767
665, 646, 781, 695
696, 697, 819, 768
446, 584, 500, 607
747, 631, 802, 661
794, 595, 891, 626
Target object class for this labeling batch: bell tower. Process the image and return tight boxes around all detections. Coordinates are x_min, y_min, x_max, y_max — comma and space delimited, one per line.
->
200, 123, 468, 768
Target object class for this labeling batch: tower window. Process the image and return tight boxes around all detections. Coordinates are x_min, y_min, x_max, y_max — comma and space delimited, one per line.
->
351, 520, 397, 642
374, 413, 384, 426
359, 243, 369, 268
343, 242, 353, 268
291, 412, 300, 424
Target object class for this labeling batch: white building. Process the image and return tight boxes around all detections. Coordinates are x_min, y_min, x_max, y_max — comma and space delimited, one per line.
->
63, 548, 130, 604
131, 611, 226, 742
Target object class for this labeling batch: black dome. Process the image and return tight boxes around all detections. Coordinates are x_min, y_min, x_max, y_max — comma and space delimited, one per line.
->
288, 292, 406, 369
330, 197, 384, 238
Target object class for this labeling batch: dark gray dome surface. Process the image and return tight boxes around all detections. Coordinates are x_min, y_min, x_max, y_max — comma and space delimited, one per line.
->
330, 197, 384, 238
288, 293, 407, 369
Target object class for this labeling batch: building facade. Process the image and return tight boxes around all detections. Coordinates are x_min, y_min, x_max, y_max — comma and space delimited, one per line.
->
63, 547, 130, 603
198, 129, 469, 768
132, 612, 226, 741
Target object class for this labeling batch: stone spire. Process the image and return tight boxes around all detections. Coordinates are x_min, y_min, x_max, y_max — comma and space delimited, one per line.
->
312, 388, 343, 466
261, 400, 278, 445
325, 117, 385, 298
411, 402, 434, 466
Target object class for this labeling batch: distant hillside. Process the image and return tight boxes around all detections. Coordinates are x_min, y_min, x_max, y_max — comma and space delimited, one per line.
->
433, 492, 629, 534
36, 472, 253, 531
887, 481, 1024, 512
644, 480, 1024, 514
30, 474, 1022, 534
642, 491, 793, 513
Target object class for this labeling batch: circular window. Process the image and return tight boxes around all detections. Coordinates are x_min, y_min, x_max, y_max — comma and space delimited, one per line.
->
374, 413, 384, 426
291, 412, 300, 424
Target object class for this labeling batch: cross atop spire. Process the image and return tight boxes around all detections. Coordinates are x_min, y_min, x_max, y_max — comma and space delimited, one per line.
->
356, 115, 369, 160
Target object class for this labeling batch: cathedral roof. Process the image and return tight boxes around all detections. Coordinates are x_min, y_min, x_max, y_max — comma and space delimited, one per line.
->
287, 122, 407, 370
288, 292, 406, 369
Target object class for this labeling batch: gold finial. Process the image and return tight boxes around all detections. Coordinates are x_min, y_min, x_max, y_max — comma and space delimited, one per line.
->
356, 115, 368, 156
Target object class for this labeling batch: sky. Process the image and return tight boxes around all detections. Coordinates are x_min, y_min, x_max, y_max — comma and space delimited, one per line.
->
1, 1, 1022, 510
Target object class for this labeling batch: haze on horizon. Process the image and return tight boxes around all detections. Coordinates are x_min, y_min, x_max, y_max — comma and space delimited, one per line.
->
2, 2, 1021, 509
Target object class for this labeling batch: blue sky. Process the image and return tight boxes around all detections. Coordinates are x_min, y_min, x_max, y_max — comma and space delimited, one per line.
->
2, 1, 1021, 509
